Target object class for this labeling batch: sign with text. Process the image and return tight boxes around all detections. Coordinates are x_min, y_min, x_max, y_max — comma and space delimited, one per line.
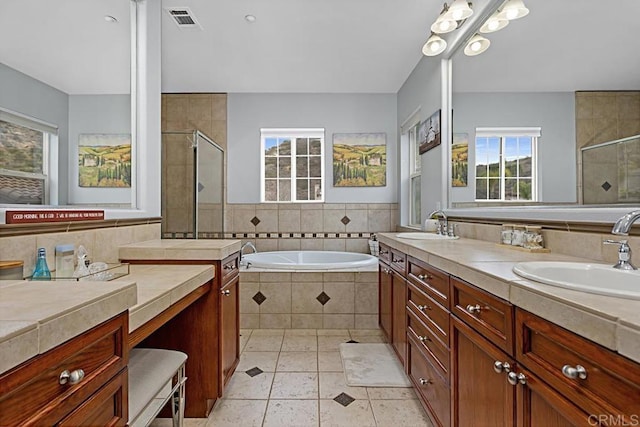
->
5, 210, 105, 224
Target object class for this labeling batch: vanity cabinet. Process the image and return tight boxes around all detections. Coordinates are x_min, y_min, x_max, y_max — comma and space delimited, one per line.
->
0, 312, 128, 426
219, 253, 240, 394
378, 243, 408, 364
378, 257, 393, 342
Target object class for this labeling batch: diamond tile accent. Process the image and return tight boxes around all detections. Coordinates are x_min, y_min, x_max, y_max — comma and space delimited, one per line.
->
251, 216, 261, 226
245, 367, 263, 377
341, 215, 351, 225
333, 392, 355, 407
253, 291, 267, 305
346, 339, 359, 344
316, 291, 331, 305
602, 181, 612, 192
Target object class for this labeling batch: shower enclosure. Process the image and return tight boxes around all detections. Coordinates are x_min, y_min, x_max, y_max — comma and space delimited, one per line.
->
582, 134, 640, 204
161, 130, 224, 238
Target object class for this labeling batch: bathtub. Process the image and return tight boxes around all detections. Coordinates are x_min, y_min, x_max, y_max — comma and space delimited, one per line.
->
241, 250, 378, 270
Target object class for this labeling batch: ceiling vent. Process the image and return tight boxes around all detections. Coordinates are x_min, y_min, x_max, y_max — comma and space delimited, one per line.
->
165, 7, 202, 29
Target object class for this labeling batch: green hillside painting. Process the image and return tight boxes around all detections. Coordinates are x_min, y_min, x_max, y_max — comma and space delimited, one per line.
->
78, 134, 131, 188
333, 133, 386, 187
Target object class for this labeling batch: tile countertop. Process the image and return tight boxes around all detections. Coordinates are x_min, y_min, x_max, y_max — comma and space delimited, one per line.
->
118, 239, 242, 261
378, 233, 640, 364
0, 279, 137, 375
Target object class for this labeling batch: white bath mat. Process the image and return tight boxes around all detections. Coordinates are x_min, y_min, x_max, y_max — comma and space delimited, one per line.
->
339, 343, 412, 387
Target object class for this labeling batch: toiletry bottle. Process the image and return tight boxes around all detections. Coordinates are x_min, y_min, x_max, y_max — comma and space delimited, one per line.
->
32, 248, 51, 280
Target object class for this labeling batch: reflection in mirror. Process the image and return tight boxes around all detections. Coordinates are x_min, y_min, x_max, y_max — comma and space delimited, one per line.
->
450, 0, 640, 209
0, 0, 132, 208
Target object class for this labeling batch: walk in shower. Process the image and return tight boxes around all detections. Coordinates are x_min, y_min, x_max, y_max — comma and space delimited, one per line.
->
161, 130, 224, 238
582, 134, 640, 204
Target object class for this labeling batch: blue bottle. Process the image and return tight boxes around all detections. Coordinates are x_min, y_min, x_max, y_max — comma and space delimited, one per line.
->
32, 248, 51, 280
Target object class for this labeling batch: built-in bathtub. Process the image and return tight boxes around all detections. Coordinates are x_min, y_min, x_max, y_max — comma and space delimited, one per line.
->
241, 250, 377, 270
239, 250, 379, 330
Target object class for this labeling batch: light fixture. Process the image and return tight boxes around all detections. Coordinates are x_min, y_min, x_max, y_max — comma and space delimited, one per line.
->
431, 12, 458, 34
497, 0, 529, 20
422, 34, 447, 56
244, 14, 256, 23
464, 34, 490, 56
443, 0, 473, 21
479, 11, 509, 33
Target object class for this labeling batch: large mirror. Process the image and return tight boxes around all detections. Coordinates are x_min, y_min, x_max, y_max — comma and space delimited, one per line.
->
449, 0, 640, 211
0, 0, 132, 208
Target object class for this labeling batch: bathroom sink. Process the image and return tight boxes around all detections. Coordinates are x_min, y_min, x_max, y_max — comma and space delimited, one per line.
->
396, 232, 459, 240
512, 261, 640, 299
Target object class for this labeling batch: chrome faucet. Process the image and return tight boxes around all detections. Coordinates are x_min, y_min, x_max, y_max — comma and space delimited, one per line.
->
428, 209, 448, 236
605, 210, 640, 270
240, 242, 257, 266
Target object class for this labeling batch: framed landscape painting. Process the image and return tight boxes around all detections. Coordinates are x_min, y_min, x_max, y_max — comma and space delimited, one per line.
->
419, 109, 441, 154
333, 133, 386, 187
78, 134, 131, 187
451, 133, 469, 187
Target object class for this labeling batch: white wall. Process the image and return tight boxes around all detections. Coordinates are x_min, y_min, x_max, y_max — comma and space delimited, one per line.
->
68, 95, 131, 205
0, 62, 69, 203
451, 91, 576, 203
227, 93, 398, 204
396, 57, 443, 224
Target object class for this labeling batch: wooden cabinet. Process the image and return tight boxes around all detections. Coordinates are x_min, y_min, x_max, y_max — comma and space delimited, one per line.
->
0, 312, 128, 426
219, 253, 240, 394
392, 272, 407, 365
378, 259, 393, 342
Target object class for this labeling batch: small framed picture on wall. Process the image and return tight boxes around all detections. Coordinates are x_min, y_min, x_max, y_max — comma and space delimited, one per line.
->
419, 109, 441, 154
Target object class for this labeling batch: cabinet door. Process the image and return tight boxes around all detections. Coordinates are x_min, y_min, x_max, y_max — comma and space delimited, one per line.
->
378, 261, 393, 342
220, 274, 240, 395
516, 367, 594, 427
392, 273, 407, 366
452, 316, 515, 427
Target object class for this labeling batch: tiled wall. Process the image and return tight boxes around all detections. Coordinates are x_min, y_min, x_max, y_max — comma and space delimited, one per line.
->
220, 203, 399, 254
0, 224, 160, 278
576, 91, 640, 203
240, 270, 379, 330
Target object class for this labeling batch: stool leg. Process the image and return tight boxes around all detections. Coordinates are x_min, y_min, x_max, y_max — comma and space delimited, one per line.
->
172, 366, 186, 427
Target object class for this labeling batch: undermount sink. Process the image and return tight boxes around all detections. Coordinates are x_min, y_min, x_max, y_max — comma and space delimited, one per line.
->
396, 232, 459, 240
512, 261, 640, 300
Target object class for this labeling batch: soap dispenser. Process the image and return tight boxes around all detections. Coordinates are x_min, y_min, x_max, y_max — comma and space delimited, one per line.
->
32, 248, 51, 280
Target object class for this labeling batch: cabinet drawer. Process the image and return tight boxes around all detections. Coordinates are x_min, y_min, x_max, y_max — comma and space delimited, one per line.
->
58, 369, 127, 427
451, 276, 514, 355
407, 308, 449, 376
407, 257, 450, 309
0, 313, 128, 426
408, 334, 450, 427
407, 281, 449, 345
389, 248, 407, 275
516, 309, 640, 421
221, 252, 240, 283
378, 243, 391, 263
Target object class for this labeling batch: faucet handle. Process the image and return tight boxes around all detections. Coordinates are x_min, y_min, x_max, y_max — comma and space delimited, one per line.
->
604, 239, 629, 248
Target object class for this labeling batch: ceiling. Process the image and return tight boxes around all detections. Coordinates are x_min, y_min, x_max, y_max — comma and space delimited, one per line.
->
1, 0, 638, 95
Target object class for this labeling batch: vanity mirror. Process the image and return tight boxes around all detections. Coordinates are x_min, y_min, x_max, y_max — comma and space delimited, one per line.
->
447, 0, 640, 218
0, 0, 133, 209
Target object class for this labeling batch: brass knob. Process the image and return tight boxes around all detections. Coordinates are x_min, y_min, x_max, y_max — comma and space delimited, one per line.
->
562, 364, 587, 380
466, 304, 482, 314
417, 304, 431, 312
419, 378, 432, 385
493, 361, 511, 374
59, 369, 85, 385
222, 289, 231, 296
507, 371, 527, 386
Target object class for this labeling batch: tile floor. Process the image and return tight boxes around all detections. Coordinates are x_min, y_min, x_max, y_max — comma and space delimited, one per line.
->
151, 328, 432, 427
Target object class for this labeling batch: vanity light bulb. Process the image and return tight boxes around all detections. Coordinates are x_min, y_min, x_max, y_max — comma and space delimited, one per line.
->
439, 20, 453, 32
487, 20, 500, 31
430, 40, 442, 52
470, 41, 482, 52
506, 8, 519, 19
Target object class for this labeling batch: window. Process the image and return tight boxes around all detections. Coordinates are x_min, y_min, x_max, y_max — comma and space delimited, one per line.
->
0, 109, 57, 205
408, 123, 421, 226
474, 127, 540, 202
261, 128, 324, 202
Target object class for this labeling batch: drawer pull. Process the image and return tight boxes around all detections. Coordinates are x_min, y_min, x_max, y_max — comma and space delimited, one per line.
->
222, 289, 231, 296
493, 361, 511, 374
466, 304, 482, 314
383, 268, 391, 275
224, 264, 236, 270
380, 250, 388, 255
419, 378, 432, 385
393, 258, 404, 264
507, 371, 527, 386
417, 274, 433, 281
417, 304, 432, 312
59, 369, 85, 385
562, 364, 587, 380
418, 335, 431, 343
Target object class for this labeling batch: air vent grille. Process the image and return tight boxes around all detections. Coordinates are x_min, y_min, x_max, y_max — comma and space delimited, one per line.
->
165, 7, 202, 29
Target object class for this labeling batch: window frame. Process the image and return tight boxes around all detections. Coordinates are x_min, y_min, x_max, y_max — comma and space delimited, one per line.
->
260, 128, 325, 203
474, 127, 540, 202
408, 122, 422, 227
